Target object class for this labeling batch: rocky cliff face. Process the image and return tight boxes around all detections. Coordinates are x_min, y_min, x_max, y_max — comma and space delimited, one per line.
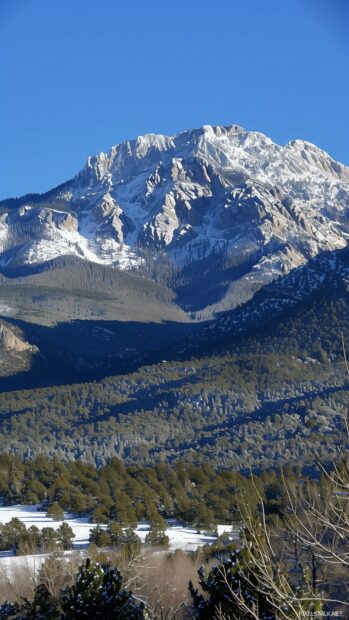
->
0, 322, 38, 353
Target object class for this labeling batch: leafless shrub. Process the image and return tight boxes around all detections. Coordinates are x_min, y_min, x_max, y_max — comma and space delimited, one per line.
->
135, 550, 203, 620
0, 557, 36, 603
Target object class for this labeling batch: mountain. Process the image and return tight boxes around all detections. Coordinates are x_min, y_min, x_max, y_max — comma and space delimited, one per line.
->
1, 125, 349, 388
1, 125, 349, 466
1, 125, 349, 320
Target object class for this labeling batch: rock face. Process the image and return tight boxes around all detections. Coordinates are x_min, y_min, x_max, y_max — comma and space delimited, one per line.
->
1, 124, 349, 315
0, 322, 38, 353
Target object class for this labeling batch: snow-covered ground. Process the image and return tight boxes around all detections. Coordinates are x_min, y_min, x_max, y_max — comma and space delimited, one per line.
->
0, 552, 59, 578
0, 505, 217, 576
0, 505, 216, 551
0, 505, 95, 548
134, 521, 216, 550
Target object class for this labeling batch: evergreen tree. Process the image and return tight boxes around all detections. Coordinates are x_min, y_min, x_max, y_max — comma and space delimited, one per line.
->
108, 521, 123, 545
145, 523, 169, 548
194, 503, 215, 529
89, 525, 111, 547
0, 585, 59, 619
189, 544, 323, 619
0, 561, 146, 619
69, 490, 90, 515
118, 529, 141, 559
189, 550, 276, 619
47, 502, 64, 521
0, 518, 27, 553
91, 505, 108, 524
41, 527, 59, 552
61, 558, 145, 619
23, 525, 42, 554
57, 523, 75, 550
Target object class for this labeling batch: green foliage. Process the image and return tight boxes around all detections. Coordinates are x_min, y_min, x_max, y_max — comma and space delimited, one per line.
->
189, 549, 277, 619
0, 518, 27, 553
0, 518, 74, 555
118, 529, 141, 559
0, 559, 145, 619
61, 558, 145, 619
108, 521, 123, 545
144, 524, 169, 548
0, 585, 59, 619
41, 527, 59, 552
89, 524, 141, 558
189, 545, 323, 620
47, 502, 64, 521
0, 452, 310, 533
89, 526, 112, 548
0, 278, 348, 472
56, 523, 75, 550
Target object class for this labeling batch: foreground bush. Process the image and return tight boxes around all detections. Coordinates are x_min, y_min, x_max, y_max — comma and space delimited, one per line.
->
189, 536, 324, 619
0, 558, 146, 620
189, 549, 277, 619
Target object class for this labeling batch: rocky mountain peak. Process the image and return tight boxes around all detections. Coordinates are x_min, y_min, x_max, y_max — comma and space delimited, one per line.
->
1, 124, 349, 317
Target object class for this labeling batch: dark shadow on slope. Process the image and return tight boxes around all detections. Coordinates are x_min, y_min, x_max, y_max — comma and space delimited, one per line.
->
2, 246, 349, 392
171, 245, 349, 357
0, 317, 202, 392
174, 246, 263, 313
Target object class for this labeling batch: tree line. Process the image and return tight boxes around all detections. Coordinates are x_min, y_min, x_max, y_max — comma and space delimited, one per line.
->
0, 452, 308, 531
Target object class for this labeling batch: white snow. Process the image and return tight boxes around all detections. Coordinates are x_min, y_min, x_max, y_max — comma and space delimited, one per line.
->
134, 521, 216, 551
0, 553, 55, 578
0, 304, 12, 316
2, 124, 348, 298
0, 505, 96, 548
0, 504, 218, 574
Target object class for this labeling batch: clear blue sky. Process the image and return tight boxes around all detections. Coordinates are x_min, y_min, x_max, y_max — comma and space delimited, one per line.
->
1, 0, 348, 198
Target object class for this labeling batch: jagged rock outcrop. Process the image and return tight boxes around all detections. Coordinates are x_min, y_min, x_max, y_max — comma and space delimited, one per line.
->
0, 322, 38, 353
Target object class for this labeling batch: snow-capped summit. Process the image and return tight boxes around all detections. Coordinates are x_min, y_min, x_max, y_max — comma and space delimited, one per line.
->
1, 124, 349, 315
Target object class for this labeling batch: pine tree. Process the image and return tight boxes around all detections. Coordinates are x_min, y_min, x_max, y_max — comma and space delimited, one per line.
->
119, 529, 142, 559
89, 525, 112, 547
0, 585, 59, 619
57, 522, 75, 550
61, 558, 145, 619
189, 549, 277, 619
145, 523, 169, 548
91, 505, 108, 523
47, 502, 64, 521
0, 561, 146, 619
41, 527, 59, 552
189, 543, 323, 619
108, 521, 123, 545
0, 602, 19, 619
0, 518, 27, 553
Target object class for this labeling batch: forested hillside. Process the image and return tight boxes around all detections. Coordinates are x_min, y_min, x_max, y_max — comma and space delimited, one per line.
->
1, 273, 348, 469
